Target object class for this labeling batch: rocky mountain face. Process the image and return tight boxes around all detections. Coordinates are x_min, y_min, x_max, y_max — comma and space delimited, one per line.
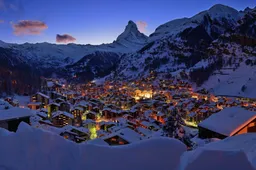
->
0, 47, 40, 96
66, 51, 120, 83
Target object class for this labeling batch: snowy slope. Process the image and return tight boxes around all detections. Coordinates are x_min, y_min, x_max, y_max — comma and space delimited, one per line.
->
0, 123, 186, 170
1, 123, 256, 170
179, 133, 256, 170
202, 62, 256, 98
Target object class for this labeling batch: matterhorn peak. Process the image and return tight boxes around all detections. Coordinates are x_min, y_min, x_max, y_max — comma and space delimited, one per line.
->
116, 20, 148, 46
124, 20, 139, 33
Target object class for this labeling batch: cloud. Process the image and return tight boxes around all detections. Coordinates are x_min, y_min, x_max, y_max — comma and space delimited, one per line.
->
12, 20, 48, 35
136, 21, 148, 33
56, 34, 76, 43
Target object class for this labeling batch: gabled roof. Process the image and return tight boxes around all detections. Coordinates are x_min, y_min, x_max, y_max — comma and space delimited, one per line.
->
52, 111, 74, 119
37, 92, 50, 99
199, 107, 256, 137
104, 128, 143, 143
0, 107, 33, 121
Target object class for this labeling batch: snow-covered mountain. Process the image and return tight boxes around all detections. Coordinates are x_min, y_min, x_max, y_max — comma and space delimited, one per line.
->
115, 20, 148, 48
1, 4, 256, 96
149, 4, 243, 42
66, 51, 120, 82
0, 21, 148, 69
114, 5, 256, 98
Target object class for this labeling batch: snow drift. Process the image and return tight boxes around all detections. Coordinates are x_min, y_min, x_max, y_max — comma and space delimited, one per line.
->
179, 133, 256, 170
0, 123, 186, 170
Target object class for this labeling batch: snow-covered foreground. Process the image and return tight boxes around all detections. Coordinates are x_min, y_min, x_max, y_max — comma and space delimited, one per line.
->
0, 123, 186, 170
180, 133, 256, 170
0, 123, 256, 170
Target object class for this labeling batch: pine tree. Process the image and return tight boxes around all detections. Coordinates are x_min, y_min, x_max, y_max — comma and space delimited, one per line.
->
163, 108, 184, 138
163, 108, 194, 148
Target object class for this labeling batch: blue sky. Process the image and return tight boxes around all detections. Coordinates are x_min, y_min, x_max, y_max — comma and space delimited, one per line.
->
0, 0, 255, 45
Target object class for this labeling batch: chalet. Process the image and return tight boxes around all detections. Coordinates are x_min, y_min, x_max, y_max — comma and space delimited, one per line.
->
198, 107, 256, 139
60, 131, 86, 143
102, 108, 119, 119
86, 111, 97, 121
156, 112, 166, 123
47, 103, 60, 115
50, 91, 67, 101
59, 102, 71, 112
31, 92, 50, 108
83, 119, 96, 130
52, 111, 74, 127
71, 107, 83, 126
36, 110, 48, 120
99, 121, 116, 131
103, 128, 143, 145
140, 121, 157, 130
55, 98, 65, 104
61, 125, 90, 142
0, 107, 32, 132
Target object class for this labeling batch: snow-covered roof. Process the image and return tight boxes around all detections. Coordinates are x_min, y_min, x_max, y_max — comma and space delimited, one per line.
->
0, 107, 33, 121
104, 127, 143, 143
36, 111, 48, 118
47, 81, 54, 88
136, 127, 152, 137
199, 107, 256, 136
188, 112, 197, 117
141, 121, 154, 128
61, 125, 89, 134
37, 92, 50, 99
52, 111, 74, 119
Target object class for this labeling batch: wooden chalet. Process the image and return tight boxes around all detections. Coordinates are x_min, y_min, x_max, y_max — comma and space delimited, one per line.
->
103, 128, 143, 145
31, 92, 50, 108
0, 108, 32, 132
52, 111, 74, 127
198, 107, 256, 139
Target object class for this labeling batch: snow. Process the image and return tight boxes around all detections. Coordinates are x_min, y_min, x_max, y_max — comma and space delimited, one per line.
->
199, 107, 256, 136
52, 111, 74, 119
87, 138, 109, 146
103, 127, 143, 143
0, 128, 14, 136
37, 92, 50, 99
0, 107, 33, 121
149, 4, 242, 41
0, 123, 186, 170
0, 99, 12, 110
202, 62, 256, 98
180, 133, 256, 170
14, 95, 30, 108
116, 20, 148, 47
0, 20, 148, 69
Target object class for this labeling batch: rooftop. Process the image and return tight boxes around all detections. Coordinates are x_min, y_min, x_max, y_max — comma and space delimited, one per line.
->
0, 107, 33, 121
199, 107, 256, 136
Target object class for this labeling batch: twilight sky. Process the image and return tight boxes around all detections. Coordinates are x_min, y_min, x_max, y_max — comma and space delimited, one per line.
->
0, 0, 255, 45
